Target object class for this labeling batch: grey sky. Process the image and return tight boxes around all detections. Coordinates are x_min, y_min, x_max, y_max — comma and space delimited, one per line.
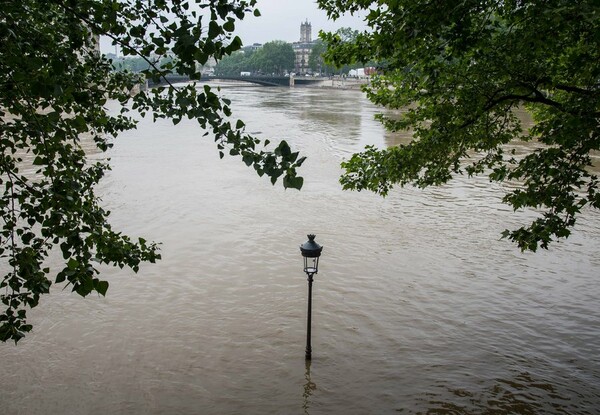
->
100, 0, 367, 54
235, 0, 367, 44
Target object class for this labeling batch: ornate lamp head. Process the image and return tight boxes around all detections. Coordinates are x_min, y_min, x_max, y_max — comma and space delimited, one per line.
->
300, 234, 323, 275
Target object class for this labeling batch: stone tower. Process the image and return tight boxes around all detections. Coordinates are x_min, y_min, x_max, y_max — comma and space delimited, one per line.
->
300, 20, 312, 43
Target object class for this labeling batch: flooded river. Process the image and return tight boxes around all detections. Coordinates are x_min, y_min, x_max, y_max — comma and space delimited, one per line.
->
2, 83, 600, 414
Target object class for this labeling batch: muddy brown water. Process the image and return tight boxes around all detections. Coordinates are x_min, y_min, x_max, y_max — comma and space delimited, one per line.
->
2, 83, 599, 414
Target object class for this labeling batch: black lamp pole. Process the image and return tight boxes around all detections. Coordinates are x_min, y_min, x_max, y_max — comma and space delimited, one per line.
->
306, 270, 314, 360
300, 234, 323, 360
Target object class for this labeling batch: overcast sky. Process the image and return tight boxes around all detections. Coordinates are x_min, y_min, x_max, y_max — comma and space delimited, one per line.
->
100, 0, 367, 54
234, 0, 368, 44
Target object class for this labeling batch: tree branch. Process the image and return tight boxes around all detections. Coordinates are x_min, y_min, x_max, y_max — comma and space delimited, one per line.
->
57, 2, 178, 89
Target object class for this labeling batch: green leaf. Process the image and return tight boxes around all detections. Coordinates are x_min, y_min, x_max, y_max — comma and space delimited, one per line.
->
208, 20, 221, 38
274, 140, 291, 158
223, 20, 235, 33
96, 280, 109, 296
283, 175, 304, 190
67, 258, 79, 270
242, 154, 254, 166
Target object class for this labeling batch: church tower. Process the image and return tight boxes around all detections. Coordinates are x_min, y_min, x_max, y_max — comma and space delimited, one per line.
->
300, 20, 312, 43
294, 20, 315, 74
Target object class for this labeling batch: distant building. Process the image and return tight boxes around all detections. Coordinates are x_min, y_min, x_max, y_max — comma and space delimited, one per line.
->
300, 20, 311, 43
199, 57, 217, 76
292, 20, 316, 74
245, 43, 263, 52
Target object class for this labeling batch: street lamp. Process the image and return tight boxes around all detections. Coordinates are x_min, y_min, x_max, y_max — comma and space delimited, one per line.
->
300, 234, 323, 360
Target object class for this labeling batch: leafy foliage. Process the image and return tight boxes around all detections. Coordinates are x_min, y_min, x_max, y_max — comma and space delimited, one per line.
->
250, 40, 295, 75
318, 0, 600, 251
214, 49, 253, 75
0, 0, 305, 343
111, 55, 176, 73
313, 28, 371, 75
215, 40, 295, 75
308, 40, 333, 75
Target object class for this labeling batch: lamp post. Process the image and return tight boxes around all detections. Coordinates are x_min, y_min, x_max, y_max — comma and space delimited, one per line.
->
300, 234, 323, 360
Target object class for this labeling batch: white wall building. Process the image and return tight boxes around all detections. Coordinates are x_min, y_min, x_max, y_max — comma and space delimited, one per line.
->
292, 20, 316, 74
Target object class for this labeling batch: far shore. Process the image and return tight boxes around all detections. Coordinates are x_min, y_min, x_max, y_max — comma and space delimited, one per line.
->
312, 77, 370, 90
300, 76, 370, 90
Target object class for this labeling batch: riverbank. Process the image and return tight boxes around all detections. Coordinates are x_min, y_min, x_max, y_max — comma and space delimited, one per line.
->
305, 76, 370, 90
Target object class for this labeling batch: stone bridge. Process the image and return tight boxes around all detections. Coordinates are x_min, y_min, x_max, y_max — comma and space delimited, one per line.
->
149, 74, 326, 87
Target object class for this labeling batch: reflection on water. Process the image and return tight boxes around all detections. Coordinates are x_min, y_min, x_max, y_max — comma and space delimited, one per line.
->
1, 83, 599, 415
302, 360, 317, 414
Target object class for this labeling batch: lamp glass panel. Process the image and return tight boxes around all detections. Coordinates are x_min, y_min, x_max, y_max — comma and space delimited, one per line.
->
304, 256, 319, 274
